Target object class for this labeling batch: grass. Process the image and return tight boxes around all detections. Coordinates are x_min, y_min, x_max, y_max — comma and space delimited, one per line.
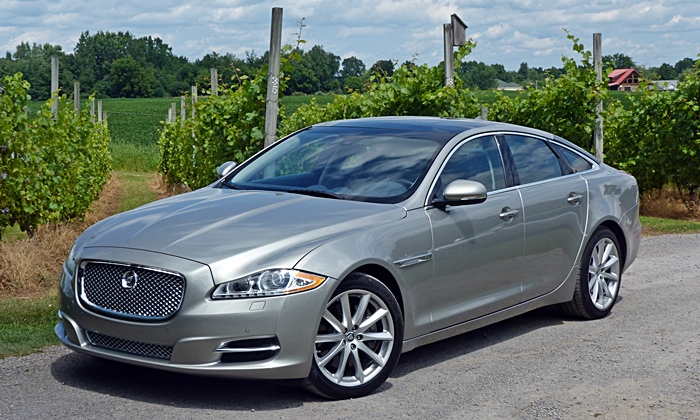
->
0, 293, 59, 358
640, 216, 700, 235
0, 171, 167, 360
281, 94, 335, 113
115, 171, 161, 213
1, 224, 26, 243
110, 141, 160, 172
28, 94, 335, 172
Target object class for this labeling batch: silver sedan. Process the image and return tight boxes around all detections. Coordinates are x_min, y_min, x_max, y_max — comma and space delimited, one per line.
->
56, 117, 641, 399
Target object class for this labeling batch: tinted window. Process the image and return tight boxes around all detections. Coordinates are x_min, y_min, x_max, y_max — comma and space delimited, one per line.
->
551, 143, 593, 173
435, 136, 506, 197
228, 127, 442, 204
505, 135, 562, 184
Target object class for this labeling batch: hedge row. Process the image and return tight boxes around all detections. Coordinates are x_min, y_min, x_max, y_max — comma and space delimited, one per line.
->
157, 34, 700, 198
0, 73, 112, 234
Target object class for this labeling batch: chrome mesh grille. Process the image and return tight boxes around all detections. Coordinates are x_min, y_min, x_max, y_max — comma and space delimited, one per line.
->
86, 330, 173, 360
79, 261, 185, 321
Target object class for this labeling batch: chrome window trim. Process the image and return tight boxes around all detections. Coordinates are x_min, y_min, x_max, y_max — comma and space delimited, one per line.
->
498, 132, 601, 186
548, 140, 601, 174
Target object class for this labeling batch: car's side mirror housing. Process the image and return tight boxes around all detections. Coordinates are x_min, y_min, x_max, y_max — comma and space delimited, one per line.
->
433, 179, 487, 208
216, 161, 238, 178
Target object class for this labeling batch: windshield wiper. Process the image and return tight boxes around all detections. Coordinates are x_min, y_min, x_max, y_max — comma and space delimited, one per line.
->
223, 181, 243, 190
284, 189, 345, 199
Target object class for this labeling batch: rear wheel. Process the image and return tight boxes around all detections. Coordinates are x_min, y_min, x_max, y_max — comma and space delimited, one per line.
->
304, 273, 404, 399
561, 227, 622, 319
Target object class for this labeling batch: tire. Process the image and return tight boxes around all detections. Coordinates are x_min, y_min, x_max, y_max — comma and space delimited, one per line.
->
303, 272, 404, 399
561, 227, 622, 319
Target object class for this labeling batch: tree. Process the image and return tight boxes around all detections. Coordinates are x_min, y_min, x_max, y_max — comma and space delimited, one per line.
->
457, 61, 497, 90
343, 75, 365, 92
370, 60, 394, 77
517, 62, 529, 81
674, 58, 695, 75
657, 63, 677, 80
110, 57, 156, 98
603, 53, 636, 69
340, 56, 365, 79
286, 45, 340, 94
306, 45, 340, 92
0, 42, 66, 100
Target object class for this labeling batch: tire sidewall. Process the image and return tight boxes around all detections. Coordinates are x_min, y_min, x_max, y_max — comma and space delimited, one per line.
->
307, 273, 404, 399
579, 227, 621, 318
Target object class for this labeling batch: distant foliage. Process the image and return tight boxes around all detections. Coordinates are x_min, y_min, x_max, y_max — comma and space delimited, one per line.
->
158, 47, 298, 189
157, 31, 700, 208
0, 73, 112, 234
606, 59, 700, 194
487, 32, 608, 149
281, 43, 482, 135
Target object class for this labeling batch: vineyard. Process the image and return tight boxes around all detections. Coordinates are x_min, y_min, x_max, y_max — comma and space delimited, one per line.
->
159, 34, 700, 202
0, 73, 112, 235
2, 32, 700, 238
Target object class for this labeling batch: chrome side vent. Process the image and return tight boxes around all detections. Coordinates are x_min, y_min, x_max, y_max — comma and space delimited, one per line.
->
216, 337, 280, 363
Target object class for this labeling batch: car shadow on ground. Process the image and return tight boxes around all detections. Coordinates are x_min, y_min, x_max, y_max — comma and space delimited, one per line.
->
50, 302, 612, 409
391, 306, 566, 379
391, 297, 622, 379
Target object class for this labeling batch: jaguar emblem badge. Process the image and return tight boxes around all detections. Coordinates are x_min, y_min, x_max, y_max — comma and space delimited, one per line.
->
121, 271, 138, 289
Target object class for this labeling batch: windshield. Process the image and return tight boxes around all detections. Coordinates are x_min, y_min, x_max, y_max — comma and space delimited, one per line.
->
226, 126, 443, 204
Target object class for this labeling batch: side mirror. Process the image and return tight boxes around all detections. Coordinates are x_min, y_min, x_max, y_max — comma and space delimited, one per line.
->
433, 179, 487, 208
216, 161, 238, 178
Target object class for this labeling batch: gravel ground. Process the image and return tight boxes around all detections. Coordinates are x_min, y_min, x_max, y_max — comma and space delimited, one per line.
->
1, 234, 699, 419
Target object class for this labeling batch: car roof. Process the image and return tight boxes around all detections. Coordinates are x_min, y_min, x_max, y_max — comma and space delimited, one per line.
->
315, 116, 494, 136
313, 116, 561, 144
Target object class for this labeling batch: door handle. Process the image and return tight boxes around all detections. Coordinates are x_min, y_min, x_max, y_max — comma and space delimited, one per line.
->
499, 208, 519, 220
567, 194, 583, 205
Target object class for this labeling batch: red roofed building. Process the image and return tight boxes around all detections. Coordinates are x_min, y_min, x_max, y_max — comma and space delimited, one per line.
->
608, 68, 642, 91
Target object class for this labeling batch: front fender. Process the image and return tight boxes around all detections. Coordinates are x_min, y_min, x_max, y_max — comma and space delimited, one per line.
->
293, 208, 434, 340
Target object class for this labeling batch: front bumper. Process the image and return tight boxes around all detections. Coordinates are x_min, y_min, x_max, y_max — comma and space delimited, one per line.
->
56, 247, 338, 380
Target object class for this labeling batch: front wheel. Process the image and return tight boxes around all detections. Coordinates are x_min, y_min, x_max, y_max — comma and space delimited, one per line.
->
561, 227, 622, 319
303, 273, 404, 399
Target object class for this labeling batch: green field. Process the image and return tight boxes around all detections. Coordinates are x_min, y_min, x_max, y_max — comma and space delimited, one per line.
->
28, 94, 335, 172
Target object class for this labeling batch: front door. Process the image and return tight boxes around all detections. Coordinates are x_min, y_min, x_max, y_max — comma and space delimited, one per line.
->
426, 135, 525, 331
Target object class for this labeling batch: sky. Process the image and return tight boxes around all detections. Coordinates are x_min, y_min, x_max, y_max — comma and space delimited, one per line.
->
1, 0, 699, 71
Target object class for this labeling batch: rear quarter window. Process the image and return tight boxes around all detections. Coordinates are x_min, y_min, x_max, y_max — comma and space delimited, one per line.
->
551, 143, 593, 173
504, 135, 562, 184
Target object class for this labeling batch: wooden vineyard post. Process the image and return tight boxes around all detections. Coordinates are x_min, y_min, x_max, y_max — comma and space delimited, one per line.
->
51, 56, 59, 121
211, 68, 218, 96
593, 33, 604, 162
74, 82, 80, 111
264, 7, 283, 148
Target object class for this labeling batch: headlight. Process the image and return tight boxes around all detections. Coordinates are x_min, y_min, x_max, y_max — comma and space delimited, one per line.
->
212, 269, 326, 299
65, 244, 77, 276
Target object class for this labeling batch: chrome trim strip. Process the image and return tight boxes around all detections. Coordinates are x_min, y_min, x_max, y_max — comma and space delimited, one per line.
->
393, 252, 433, 268
214, 345, 281, 353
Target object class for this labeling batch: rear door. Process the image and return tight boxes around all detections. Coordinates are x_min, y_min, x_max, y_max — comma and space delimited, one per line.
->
502, 134, 588, 301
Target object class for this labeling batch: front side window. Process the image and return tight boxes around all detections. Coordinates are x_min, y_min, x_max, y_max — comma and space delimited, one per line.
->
505, 135, 562, 185
227, 127, 443, 204
432, 135, 506, 200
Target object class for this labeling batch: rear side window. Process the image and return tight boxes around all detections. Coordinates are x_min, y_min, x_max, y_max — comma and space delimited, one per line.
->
551, 143, 593, 173
504, 135, 562, 184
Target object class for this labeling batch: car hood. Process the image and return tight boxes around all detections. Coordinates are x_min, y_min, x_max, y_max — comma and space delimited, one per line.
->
79, 187, 406, 282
